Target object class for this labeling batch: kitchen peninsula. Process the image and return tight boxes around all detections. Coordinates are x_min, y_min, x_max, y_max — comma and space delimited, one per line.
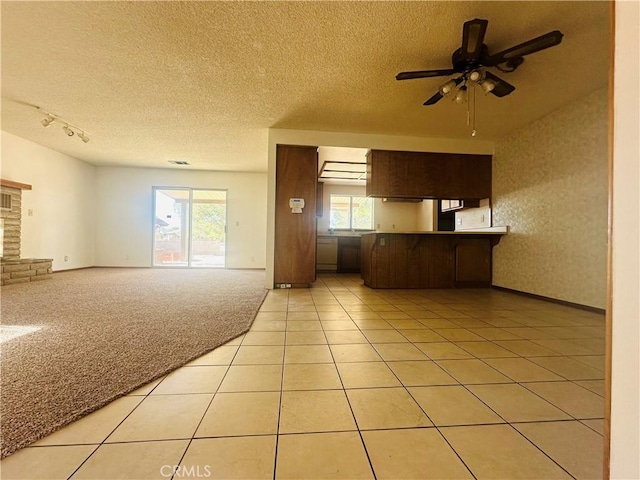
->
360, 229, 507, 289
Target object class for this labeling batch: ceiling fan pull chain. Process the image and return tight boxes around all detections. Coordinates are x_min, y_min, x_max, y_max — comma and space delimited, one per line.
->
471, 84, 477, 137
466, 94, 471, 127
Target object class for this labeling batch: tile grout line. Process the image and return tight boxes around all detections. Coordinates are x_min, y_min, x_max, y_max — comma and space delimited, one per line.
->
271, 287, 289, 480
320, 282, 379, 480
63, 376, 172, 479
169, 334, 245, 480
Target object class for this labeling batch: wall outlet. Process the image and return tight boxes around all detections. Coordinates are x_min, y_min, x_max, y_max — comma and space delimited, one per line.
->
28, 209, 33, 216
380, 238, 386, 246
64, 255, 69, 262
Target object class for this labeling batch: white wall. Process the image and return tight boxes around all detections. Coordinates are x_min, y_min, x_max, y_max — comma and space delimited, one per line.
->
94, 167, 267, 269
492, 89, 609, 309
373, 199, 426, 232
0, 131, 96, 270
267, 129, 492, 287
416, 200, 436, 232
610, 2, 640, 477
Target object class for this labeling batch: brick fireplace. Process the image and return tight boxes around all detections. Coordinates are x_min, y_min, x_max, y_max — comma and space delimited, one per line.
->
1, 179, 52, 286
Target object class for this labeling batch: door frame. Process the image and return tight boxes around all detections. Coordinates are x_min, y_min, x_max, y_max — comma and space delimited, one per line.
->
152, 186, 228, 268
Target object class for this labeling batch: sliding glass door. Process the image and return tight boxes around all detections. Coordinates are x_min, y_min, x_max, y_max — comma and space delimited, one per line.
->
153, 188, 226, 267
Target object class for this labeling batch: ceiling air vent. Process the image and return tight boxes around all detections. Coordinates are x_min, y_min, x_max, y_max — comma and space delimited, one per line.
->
1, 193, 12, 210
168, 161, 190, 165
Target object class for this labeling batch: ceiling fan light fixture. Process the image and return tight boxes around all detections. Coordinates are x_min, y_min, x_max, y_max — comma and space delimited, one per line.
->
439, 79, 458, 96
78, 131, 90, 143
481, 79, 497, 93
454, 86, 468, 104
468, 70, 482, 83
62, 125, 75, 137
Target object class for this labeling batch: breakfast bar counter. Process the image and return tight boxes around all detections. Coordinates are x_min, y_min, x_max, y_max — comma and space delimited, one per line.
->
360, 229, 507, 289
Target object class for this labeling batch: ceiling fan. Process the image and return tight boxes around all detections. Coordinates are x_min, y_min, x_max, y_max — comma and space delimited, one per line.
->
396, 18, 564, 106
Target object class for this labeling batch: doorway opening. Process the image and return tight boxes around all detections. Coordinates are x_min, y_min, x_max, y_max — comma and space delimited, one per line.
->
153, 188, 227, 267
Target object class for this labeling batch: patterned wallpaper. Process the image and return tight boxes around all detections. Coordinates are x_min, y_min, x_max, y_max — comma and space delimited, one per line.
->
492, 88, 609, 309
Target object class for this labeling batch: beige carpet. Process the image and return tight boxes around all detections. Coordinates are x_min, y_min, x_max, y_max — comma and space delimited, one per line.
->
0, 267, 267, 458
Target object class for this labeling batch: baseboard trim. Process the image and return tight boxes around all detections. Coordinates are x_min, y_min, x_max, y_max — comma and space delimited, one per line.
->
491, 285, 606, 314
53, 266, 97, 273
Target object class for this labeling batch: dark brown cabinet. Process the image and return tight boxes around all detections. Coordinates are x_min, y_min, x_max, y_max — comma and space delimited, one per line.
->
455, 238, 492, 287
366, 149, 492, 200
337, 237, 361, 273
274, 145, 318, 286
361, 233, 501, 288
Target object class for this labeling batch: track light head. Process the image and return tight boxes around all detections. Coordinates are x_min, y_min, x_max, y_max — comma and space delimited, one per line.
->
37, 108, 89, 143
41, 115, 55, 127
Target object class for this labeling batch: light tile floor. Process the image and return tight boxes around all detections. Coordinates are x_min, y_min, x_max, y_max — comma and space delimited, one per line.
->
0, 274, 606, 479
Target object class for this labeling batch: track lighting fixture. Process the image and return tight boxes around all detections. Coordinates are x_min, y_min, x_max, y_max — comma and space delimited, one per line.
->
38, 108, 90, 144
41, 115, 55, 127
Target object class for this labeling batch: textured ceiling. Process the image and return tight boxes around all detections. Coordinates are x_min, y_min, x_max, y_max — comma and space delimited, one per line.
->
1, 1, 610, 173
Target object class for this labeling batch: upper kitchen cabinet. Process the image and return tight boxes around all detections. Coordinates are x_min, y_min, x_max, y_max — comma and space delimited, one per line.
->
366, 149, 492, 200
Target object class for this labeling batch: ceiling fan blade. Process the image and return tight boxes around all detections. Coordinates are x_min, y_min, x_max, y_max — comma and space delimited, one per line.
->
461, 18, 489, 62
484, 71, 516, 97
483, 30, 564, 66
423, 91, 444, 106
396, 69, 457, 80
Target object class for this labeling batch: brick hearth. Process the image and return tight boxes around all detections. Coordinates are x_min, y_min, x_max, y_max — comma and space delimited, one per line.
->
1, 179, 53, 286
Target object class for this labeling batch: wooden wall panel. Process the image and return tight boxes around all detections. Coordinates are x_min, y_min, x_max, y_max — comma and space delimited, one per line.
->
274, 145, 318, 285
455, 238, 492, 286
360, 234, 375, 285
362, 233, 497, 288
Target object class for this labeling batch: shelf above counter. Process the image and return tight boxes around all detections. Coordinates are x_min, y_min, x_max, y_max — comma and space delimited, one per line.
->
362, 226, 508, 236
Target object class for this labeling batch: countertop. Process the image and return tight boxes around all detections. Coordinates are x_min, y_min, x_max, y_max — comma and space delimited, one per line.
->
317, 233, 369, 238
361, 226, 509, 235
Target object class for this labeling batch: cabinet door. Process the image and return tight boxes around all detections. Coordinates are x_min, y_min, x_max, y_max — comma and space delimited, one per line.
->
455, 238, 492, 287
367, 150, 492, 199
274, 145, 318, 285
337, 237, 361, 273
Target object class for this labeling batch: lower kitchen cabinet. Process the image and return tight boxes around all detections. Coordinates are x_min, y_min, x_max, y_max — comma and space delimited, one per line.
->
337, 237, 361, 273
361, 232, 503, 288
455, 238, 492, 287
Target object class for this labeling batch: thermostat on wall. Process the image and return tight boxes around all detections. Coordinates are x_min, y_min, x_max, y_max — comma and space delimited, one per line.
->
289, 198, 305, 214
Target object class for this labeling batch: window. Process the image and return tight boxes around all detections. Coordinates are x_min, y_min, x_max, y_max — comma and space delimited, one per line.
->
330, 195, 374, 230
